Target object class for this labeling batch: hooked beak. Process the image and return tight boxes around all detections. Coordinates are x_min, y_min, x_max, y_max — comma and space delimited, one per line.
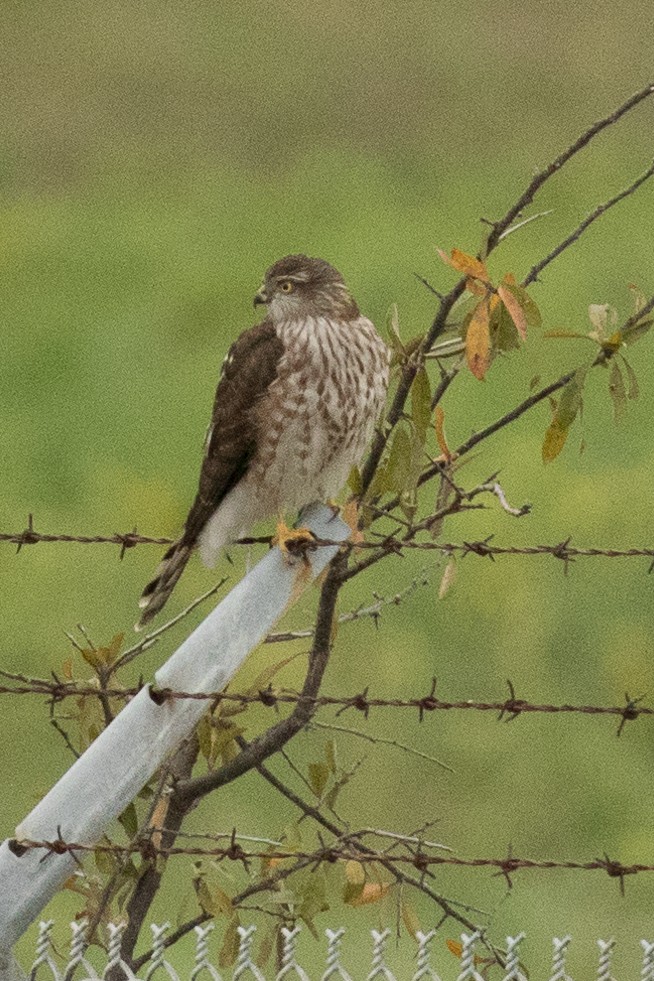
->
253, 284, 268, 307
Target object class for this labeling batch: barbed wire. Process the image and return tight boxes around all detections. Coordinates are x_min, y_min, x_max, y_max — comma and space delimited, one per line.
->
3, 515, 654, 566
8, 832, 652, 891
0, 673, 646, 734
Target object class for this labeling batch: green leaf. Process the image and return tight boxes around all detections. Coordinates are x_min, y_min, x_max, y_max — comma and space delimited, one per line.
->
219, 915, 241, 969
298, 868, 329, 937
556, 369, 586, 428
385, 303, 404, 354
348, 465, 363, 496
118, 802, 139, 839
197, 714, 215, 767
308, 761, 330, 798
206, 883, 233, 917
490, 301, 521, 352
622, 357, 640, 400
385, 425, 413, 496
542, 369, 586, 463
94, 846, 116, 877
81, 633, 124, 672
410, 367, 432, 436
608, 361, 627, 423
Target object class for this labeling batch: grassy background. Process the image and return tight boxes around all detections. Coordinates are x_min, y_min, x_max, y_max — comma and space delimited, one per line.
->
2, 0, 654, 974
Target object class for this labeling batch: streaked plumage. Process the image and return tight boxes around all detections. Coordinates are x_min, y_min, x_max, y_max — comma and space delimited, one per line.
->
137, 255, 388, 627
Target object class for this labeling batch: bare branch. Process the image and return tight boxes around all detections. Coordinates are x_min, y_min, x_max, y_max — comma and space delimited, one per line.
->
523, 159, 654, 287
310, 719, 454, 772
484, 83, 654, 254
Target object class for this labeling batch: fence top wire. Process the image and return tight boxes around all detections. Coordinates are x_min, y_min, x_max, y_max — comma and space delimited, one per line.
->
3, 519, 654, 565
8, 834, 654, 891
0, 673, 648, 735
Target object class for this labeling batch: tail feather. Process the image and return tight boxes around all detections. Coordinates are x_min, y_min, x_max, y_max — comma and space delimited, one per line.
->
136, 539, 193, 630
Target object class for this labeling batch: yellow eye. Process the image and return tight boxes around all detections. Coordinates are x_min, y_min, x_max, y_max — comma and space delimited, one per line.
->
280, 280, 294, 293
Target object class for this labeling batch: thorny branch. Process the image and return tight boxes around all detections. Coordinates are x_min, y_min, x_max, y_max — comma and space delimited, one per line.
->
482, 81, 654, 254
4, 84, 654, 950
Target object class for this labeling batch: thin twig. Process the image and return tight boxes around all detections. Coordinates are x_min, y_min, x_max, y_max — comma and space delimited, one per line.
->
310, 719, 454, 773
523, 159, 654, 287
483, 82, 654, 253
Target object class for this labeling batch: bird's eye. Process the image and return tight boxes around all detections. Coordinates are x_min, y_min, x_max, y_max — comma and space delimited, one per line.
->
280, 281, 294, 293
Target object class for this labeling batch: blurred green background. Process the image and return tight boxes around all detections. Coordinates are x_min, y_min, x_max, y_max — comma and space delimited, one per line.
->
2, 0, 654, 974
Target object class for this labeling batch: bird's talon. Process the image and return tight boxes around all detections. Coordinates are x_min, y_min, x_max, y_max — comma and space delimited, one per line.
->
273, 521, 316, 562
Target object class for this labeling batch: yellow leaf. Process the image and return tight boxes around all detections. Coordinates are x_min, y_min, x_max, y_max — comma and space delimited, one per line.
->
542, 420, 569, 463
348, 882, 392, 907
438, 556, 457, 599
498, 284, 527, 340
465, 299, 491, 380
61, 658, 73, 680
438, 247, 489, 283
401, 900, 422, 938
345, 860, 366, 884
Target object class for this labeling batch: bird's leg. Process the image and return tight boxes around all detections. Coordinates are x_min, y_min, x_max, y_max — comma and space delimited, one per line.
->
341, 499, 364, 545
273, 513, 316, 563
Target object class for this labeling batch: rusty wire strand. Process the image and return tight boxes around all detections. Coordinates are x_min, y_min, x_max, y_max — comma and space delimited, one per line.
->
8, 834, 652, 888
0, 673, 648, 734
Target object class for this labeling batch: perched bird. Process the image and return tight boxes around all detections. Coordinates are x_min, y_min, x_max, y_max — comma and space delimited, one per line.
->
137, 254, 389, 628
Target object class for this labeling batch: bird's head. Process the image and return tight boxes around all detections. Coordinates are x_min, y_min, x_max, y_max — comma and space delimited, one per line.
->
254, 254, 359, 322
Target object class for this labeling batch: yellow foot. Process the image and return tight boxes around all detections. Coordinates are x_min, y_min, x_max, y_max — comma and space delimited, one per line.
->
272, 520, 316, 563
341, 500, 364, 545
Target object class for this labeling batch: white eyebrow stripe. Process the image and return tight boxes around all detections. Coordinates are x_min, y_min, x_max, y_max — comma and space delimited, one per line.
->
276, 272, 310, 283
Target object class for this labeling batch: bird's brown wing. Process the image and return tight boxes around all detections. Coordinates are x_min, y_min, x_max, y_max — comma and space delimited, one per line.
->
182, 317, 285, 544
137, 318, 284, 627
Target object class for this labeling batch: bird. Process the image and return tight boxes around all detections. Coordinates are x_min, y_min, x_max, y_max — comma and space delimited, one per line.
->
137, 254, 389, 629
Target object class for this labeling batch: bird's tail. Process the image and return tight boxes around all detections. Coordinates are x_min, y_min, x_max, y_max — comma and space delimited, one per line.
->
136, 539, 193, 630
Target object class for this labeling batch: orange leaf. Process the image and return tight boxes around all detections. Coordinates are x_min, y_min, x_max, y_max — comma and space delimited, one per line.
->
498, 284, 527, 340
465, 277, 486, 296
438, 247, 489, 283
348, 882, 392, 907
465, 299, 491, 380
434, 406, 451, 461
446, 939, 494, 966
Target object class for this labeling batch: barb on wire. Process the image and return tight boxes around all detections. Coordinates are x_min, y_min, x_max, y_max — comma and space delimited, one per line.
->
0, 673, 649, 735
8, 833, 654, 891
4, 525, 654, 563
